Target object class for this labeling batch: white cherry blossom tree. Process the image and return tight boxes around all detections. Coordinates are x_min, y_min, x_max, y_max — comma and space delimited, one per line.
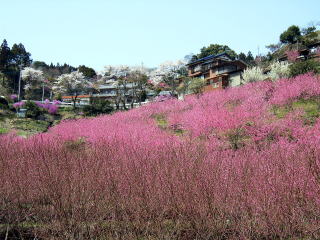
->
21, 67, 45, 101
149, 60, 187, 96
242, 66, 266, 84
53, 71, 90, 108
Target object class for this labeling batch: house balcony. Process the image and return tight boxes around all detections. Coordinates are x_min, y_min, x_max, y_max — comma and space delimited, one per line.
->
92, 93, 116, 97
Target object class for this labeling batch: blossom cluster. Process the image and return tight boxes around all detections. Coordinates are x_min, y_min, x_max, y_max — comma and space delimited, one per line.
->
52, 71, 89, 94
286, 50, 300, 62
12, 101, 25, 108
35, 99, 60, 115
10, 94, 18, 100
21, 67, 44, 90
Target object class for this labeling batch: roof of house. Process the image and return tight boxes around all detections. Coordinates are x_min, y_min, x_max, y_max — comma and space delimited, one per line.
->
308, 41, 320, 48
186, 52, 232, 66
98, 83, 138, 90
99, 84, 116, 89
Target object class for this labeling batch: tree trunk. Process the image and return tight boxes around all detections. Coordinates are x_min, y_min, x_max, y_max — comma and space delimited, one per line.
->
72, 96, 78, 109
122, 99, 127, 110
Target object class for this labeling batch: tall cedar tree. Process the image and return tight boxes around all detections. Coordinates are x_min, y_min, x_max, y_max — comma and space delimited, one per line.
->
192, 44, 238, 61
0, 39, 12, 71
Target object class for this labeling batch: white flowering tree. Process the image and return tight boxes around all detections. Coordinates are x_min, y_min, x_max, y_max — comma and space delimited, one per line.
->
52, 71, 90, 108
267, 61, 290, 81
127, 70, 149, 108
103, 65, 131, 80
149, 60, 187, 96
101, 65, 150, 109
102, 65, 132, 109
242, 66, 266, 84
21, 67, 45, 100
22, 67, 44, 89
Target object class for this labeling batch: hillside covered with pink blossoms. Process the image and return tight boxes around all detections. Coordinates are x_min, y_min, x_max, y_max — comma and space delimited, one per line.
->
1, 73, 320, 239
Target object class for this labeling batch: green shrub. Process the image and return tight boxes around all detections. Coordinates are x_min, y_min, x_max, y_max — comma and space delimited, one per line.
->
54, 93, 62, 101
0, 97, 9, 109
289, 59, 320, 77
83, 99, 113, 116
24, 101, 43, 119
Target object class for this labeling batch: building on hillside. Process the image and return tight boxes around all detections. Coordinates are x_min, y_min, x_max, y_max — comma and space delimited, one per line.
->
279, 41, 320, 62
61, 80, 156, 107
92, 81, 118, 100
92, 82, 145, 102
186, 52, 247, 91
62, 95, 91, 105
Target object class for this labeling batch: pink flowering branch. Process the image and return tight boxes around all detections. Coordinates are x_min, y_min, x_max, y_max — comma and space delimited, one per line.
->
286, 50, 299, 62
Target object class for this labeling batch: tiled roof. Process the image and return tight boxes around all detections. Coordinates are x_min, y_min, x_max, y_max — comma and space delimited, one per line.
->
186, 52, 231, 66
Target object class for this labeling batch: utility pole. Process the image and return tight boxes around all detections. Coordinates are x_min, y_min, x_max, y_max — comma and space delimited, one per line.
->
17, 65, 23, 101
42, 81, 45, 103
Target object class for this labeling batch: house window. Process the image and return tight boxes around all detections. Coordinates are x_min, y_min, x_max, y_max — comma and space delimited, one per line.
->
203, 63, 212, 71
310, 47, 317, 54
212, 82, 219, 88
217, 65, 237, 74
194, 65, 201, 72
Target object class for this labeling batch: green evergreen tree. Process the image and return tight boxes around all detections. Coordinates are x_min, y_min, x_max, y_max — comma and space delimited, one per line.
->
238, 52, 247, 61
238, 51, 254, 65
0, 39, 12, 71
33, 61, 48, 70
246, 51, 255, 65
78, 65, 97, 78
11, 43, 32, 67
196, 44, 238, 60
280, 25, 301, 44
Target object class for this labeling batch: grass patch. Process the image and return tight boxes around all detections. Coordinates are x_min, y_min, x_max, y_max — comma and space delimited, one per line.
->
153, 114, 168, 129
0, 127, 8, 134
272, 97, 320, 124
59, 109, 84, 121
292, 98, 320, 124
0, 108, 83, 137
152, 114, 186, 136
11, 118, 50, 132
272, 105, 291, 119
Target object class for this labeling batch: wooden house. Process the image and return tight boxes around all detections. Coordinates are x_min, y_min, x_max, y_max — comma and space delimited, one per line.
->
186, 53, 247, 92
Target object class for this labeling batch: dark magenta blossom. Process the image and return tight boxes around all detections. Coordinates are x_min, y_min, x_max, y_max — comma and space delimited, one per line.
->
13, 101, 25, 108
